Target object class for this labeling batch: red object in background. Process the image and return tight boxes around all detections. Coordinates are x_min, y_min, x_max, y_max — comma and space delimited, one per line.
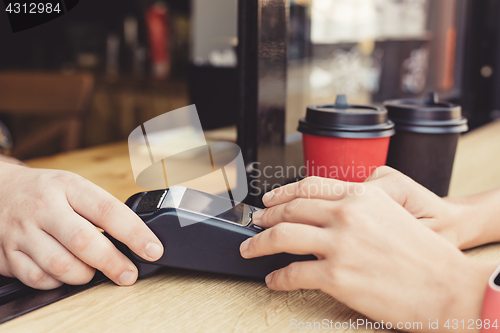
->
145, 3, 171, 79
302, 134, 391, 182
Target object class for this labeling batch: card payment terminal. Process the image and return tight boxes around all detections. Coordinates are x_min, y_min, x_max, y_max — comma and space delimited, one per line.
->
107, 186, 316, 279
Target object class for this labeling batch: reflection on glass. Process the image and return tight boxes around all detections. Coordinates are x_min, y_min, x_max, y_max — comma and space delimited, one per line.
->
287, 0, 457, 136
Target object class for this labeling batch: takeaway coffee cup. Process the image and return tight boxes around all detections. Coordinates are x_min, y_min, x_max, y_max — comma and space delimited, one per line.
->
385, 92, 468, 197
298, 95, 395, 182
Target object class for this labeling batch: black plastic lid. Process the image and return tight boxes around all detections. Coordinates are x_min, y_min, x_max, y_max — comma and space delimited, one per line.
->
384, 92, 468, 134
298, 95, 395, 139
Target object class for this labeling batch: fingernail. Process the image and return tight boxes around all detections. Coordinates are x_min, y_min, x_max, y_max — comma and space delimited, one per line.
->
118, 270, 136, 286
240, 238, 251, 255
263, 191, 274, 203
145, 242, 163, 260
265, 272, 274, 285
252, 209, 264, 221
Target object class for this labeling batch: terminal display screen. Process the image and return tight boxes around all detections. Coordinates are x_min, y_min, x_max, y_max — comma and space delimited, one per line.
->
161, 187, 253, 226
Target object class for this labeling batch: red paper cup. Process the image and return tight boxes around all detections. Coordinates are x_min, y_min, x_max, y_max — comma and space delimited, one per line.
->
298, 95, 395, 183
302, 135, 391, 182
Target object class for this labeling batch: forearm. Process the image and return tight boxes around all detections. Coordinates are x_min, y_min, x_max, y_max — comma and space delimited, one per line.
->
406, 258, 494, 333
438, 259, 496, 333
446, 188, 500, 249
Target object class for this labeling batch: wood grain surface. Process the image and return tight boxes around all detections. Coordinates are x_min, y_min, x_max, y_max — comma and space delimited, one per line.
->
3, 121, 500, 332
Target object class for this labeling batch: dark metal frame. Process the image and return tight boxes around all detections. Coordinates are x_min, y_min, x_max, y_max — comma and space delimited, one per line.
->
237, 0, 288, 205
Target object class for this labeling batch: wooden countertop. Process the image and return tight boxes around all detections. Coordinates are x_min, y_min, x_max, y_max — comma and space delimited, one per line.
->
4, 121, 500, 332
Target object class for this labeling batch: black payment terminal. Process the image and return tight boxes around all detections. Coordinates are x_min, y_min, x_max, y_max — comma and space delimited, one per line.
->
107, 186, 316, 279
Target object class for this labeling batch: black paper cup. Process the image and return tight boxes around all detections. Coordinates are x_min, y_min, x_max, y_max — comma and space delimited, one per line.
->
385, 92, 468, 197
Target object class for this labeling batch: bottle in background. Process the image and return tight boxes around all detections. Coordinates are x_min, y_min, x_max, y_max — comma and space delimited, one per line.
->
145, 2, 171, 80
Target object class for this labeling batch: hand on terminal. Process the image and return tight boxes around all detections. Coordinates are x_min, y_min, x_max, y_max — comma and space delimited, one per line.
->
0, 161, 163, 289
240, 168, 499, 332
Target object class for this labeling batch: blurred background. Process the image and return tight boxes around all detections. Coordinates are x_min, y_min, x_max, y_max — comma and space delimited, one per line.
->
0, 0, 498, 160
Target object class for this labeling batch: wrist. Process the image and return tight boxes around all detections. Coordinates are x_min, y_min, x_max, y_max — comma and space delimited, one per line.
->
439, 257, 495, 332
442, 198, 492, 250
446, 188, 500, 249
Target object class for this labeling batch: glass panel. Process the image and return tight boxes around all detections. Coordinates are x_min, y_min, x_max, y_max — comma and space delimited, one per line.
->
287, 0, 460, 135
